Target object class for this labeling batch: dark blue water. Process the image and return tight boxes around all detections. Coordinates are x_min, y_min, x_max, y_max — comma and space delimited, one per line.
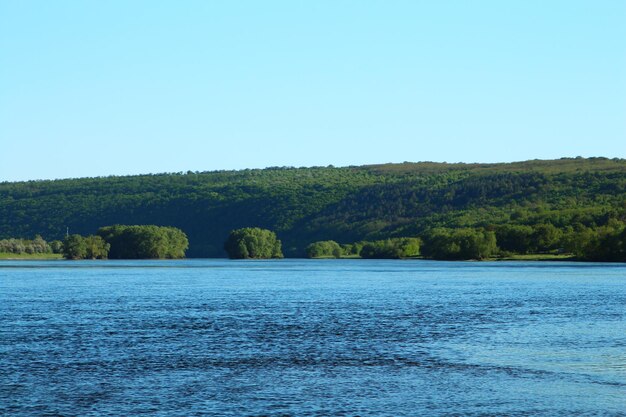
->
1, 260, 625, 416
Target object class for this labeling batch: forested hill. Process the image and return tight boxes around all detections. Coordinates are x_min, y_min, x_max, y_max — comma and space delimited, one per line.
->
1, 157, 625, 257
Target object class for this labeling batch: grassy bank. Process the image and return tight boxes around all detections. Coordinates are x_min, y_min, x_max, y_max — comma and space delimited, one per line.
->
496, 253, 576, 261
308, 254, 576, 261
0, 253, 64, 260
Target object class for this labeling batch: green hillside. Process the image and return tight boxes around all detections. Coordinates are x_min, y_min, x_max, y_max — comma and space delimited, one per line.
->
1, 157, 625, 258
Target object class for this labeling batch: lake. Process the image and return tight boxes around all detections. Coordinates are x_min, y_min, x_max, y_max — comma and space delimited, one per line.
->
1, 259, 625, 416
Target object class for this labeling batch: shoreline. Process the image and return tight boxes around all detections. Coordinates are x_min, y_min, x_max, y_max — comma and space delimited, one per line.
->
0, 253, 63, 260
0, 254, 603, 263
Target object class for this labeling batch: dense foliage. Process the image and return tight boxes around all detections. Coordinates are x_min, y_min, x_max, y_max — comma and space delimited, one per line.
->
63, 234, 110, 260
360, 238, 421, 259
0, 157, 625, 260
0, 236, 62, 255
305, 240, 343, 258
421, 228, 497, 260
224, 227, 283, 259
561, 221, 626, 262
97, 225, 188, 259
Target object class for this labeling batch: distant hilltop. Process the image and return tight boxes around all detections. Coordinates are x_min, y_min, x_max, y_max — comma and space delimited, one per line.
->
1, 157, 625, 258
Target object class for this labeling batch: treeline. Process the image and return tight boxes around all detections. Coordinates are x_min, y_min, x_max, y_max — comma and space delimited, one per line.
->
4, 221, 626, 261
560, 221, 626, 262
63, 225, 189, 259
421, 228, 496, 260
1, 157, 625, 260
63, 235, 110, 260
306, 238, 421, 259
0, 236, 63, 255
98, 225, 188, 259
305, 221, 626, 261
305, 233, 491, 260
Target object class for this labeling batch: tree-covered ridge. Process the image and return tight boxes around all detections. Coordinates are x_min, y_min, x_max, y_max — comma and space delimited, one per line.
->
0, 157, 625, 258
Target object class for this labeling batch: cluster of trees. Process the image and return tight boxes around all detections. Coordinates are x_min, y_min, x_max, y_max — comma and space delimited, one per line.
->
303, 229, 499, 260
421, 228, 497, 260
1, 157, 625, 260
63, 235, 110, 259
360, 238, 421, 259
495, 224, 561, 254
224, 227, 283, 259
306, 238, 421, 259
4, 221, 626, 262
561, 221, 626, 261
97, 225, 188, 259
57, 225, 189, 260
305, 221, 626, 262
494, 221, 626, 262
0, 236, 62, 255
305, 240, 344, 258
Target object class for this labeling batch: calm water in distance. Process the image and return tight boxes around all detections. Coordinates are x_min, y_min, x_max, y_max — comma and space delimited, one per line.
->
1, 259, 625, 416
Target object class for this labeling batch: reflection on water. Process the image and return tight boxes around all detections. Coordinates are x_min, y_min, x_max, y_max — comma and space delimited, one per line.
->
1, 260, 625, 416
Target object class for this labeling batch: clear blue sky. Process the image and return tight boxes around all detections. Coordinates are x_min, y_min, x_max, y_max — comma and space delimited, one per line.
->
1, 0, 625, 181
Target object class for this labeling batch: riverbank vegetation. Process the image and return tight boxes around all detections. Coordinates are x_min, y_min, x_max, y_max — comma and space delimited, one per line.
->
0, 252, 63, 260
0, 236, 63, 258
1, 157, 625, 261
1, 226, 189, 260
224, 228, 283, 259
360, 238, 421, 259
62, 234, 110, 260
306, 221, 626, 261
97, 225, 188, 259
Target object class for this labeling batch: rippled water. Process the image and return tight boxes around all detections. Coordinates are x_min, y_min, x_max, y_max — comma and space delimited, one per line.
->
1, 259, 625, 416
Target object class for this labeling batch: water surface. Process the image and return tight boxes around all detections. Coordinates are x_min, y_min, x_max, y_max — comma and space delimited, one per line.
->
1, 260, 625, 416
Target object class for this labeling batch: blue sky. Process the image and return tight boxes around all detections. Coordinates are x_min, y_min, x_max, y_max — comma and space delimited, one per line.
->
1, 0, 625, 181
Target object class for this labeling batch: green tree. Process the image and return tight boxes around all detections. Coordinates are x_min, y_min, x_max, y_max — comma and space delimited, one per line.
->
31, 235, 50, 253
561, 224, 594, 257
63, 234, 87, 259
495, 225, 534, 253
224, 227, 283, 259
85, 235, 110, 259
532, 223, 562, 252
50, 240, 64, 254
306, 240, 342, 258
